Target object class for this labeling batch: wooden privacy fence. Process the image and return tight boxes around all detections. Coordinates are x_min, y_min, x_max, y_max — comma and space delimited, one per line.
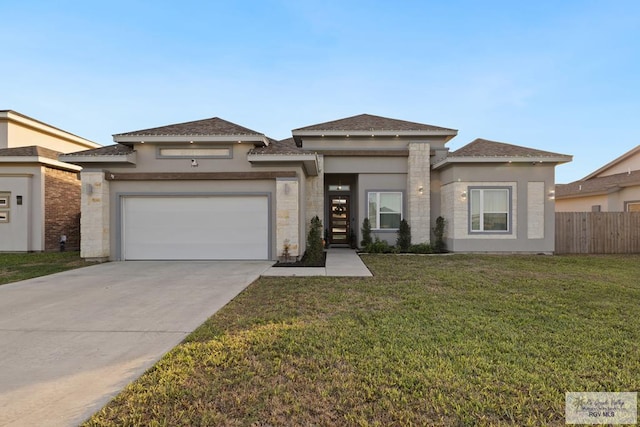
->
555, 212, 640, 254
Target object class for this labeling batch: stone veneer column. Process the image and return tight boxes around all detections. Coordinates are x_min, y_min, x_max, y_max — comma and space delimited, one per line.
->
407, 142, 431, 243
276, 177, 300, 259
80, 171, 110, 260
305, 155, 324, 228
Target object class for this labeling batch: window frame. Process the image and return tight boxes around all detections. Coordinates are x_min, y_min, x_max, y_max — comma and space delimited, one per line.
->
367, 191, 403, 231
468, 186, 513, 234
625, 201, 640, 212
156, 145, 233, 159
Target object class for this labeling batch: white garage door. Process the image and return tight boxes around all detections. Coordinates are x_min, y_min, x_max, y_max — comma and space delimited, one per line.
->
121, 196, 269, 260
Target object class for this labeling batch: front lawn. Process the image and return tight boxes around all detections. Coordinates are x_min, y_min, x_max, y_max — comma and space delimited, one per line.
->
0, 252, 91, 286
85, 255, 640, 426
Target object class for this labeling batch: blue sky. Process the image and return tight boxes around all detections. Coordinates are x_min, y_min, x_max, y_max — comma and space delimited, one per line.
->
2, 0, 639, 183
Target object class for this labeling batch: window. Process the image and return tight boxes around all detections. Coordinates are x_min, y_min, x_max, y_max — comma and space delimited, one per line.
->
470, 187, 511, 232
0, 192, 9, 223
626, 201, 640, 212
368, 192, 402, 229
158, 147, 231, 158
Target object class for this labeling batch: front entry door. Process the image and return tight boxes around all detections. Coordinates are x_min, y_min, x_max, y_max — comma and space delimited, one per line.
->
330, 195, 350, 244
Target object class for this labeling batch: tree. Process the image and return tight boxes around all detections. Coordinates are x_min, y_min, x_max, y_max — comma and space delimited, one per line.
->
360, 218, 372, 247
396, 219, 411, 252
304, 215, 324, 265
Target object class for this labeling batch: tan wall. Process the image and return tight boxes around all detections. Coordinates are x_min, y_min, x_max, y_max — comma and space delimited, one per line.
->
596, 153, 640, 177
557, 186, 640, 212
555, 195, 609, 212
6, 121, 98, 153
44, 168, 81, 251
300, 135, 449, 151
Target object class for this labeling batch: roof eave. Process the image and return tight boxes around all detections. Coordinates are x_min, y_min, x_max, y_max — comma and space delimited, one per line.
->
432, 156, 573, 170
59, 152, 137, 165
114, 135, 269, 145
0, 156, 82, 171
247, 153, 319, 176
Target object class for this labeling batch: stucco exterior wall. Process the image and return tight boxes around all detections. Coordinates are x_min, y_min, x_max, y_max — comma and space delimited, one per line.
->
44, 168, 81, 250
358, 173, 407, 245
438, 163, 556, 252
324, 156, 408, 174
0, 165, 45, 251
4, 120, 98, 152
556, 186, 640, 212
300, 135, 449, 151
595, 154, 640, 177
555, 195, 609, 212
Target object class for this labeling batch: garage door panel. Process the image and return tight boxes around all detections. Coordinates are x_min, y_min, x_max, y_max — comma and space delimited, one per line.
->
122, 196, 269, 260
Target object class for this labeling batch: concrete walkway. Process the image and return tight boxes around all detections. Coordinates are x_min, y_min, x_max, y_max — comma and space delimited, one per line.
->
262, 248, 372, 277
0, 261, 272, 427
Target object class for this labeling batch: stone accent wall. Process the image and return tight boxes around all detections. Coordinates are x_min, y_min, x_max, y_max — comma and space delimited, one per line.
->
44, 168, 81, 251
527, 181, 545, 239
407, 143, 431, 243
80, 171, 110, 260
276, 178, 300, 259
305, 155, 324, 229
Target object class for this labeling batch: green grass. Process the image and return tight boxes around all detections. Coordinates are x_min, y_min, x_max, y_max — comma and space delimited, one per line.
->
0, 252, 92, 285
84, 255, 640, 426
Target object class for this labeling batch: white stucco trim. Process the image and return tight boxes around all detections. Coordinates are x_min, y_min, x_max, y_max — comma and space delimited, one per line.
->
0, 156, 82, 172
59, 152, 137, 164
433, 156, 572, 169
247, 153, 319, 176
114, 135, 270, 145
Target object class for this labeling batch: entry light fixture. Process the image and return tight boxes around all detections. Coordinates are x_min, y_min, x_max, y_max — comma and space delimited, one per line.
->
461, 190, 467, 201
191, 159, 199, 167
548, 190, 555, 200
418, 186, 424, 195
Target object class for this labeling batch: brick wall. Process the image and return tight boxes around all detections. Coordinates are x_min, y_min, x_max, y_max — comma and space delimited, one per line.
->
44, 168, 81, 251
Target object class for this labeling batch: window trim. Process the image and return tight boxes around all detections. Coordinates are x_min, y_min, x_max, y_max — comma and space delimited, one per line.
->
156, 145, 233, 159
625, 200, 640, 212
367, 190, 403, 231
468, 186, 513, 234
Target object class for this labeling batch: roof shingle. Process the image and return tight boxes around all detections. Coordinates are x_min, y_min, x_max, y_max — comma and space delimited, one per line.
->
556, 170, 640, 198
293, 114, 457, 132
0, 145, 61, 160
64, 144, 133, 156
450, 138, 570, 158
249, 138, 306, 155
114, 117, 264, 137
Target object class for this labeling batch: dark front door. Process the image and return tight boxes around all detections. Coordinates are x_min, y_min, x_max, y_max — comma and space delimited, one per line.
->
330, 195, 350, 244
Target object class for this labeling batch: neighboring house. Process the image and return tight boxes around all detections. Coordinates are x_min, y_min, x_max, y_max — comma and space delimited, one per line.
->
61, 114, 571, 261
556, 145, 640, 212
0, 110, 100, 252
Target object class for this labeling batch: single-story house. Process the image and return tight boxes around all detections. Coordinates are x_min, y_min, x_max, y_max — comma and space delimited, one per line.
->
556, 145, 640, 212
61, 114, 571, 261
0, 110, 100, 252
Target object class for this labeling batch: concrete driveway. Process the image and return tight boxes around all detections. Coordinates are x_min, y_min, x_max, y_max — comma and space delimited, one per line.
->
0, 260, 272, 427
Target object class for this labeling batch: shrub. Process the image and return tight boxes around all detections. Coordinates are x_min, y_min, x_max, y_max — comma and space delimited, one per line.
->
396, 219, 411, 252
409, 243, 433, 254
365, 238, 396, 253
360, 218, 373, 247
432, 216, 447, 253
303, 216, 324, 265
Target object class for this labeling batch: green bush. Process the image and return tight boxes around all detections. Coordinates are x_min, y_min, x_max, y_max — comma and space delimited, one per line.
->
409, 243, 433, 254
303, 216, 324, 265
365, 238, 396, 253
396, 219, 411, 252
360, 218, 372, 247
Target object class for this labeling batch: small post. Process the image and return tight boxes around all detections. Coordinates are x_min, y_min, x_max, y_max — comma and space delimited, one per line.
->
59, 234, 67, 252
